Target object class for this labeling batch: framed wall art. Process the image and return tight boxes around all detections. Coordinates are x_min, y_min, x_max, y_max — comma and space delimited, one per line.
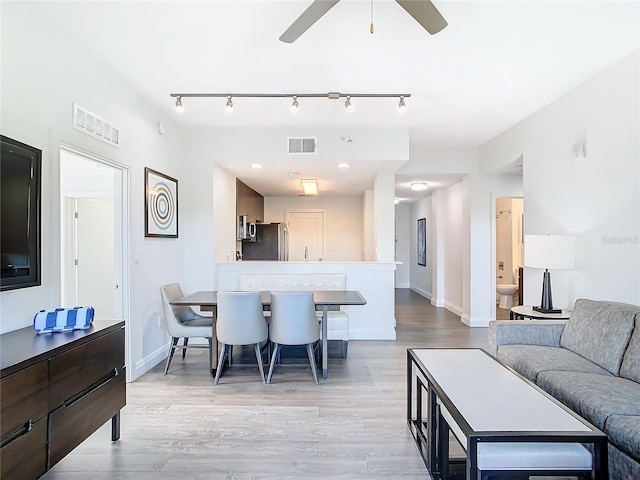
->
417, 218, 426, 266
145, 167, 178, 238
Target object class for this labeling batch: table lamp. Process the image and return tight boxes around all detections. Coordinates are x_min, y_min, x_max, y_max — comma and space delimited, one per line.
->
524, 234, 575, 314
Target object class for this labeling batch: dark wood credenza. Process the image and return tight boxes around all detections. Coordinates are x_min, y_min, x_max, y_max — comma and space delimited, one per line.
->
0, 320, 126, 480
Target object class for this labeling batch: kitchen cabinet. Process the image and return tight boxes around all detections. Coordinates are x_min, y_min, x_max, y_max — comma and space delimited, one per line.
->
0, 320, 125, 480
236, 179, 264, 223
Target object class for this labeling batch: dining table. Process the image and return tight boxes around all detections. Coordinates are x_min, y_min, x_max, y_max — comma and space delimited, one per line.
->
170, 290, 367, 379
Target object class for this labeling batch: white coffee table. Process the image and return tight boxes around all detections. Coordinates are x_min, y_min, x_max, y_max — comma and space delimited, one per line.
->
407, 348, 608, 480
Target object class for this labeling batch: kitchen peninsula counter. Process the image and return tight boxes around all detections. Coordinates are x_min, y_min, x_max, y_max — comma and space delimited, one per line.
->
217, 261, 397, 340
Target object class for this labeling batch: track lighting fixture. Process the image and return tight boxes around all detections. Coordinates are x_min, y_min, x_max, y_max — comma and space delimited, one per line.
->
175, 96, 184, 113
398, 96, 406, 111
170, 92, 411, 115
344, 96, 354, 112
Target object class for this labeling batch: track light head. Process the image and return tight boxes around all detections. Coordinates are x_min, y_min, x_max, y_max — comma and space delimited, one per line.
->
344, 96, 354, 112
398, 96, 406, 112
290, 96, 299, 113
225, 96, 233, 113
175, 96, 184, 113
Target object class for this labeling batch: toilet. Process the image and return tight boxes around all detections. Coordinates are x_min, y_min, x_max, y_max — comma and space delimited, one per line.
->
496, 284, 518, 309
497, 269, 519, 309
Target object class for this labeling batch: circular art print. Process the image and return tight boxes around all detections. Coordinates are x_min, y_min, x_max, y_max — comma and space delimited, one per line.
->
144, 168, 178, 237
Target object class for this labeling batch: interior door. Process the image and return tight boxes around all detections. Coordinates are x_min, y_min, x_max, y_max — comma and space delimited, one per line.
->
287, 211, 324, 261
74, 198, 116, 319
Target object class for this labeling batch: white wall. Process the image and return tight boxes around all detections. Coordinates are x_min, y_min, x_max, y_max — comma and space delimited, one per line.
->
409, 197, 432, 297
394, 204, 410, 287
442, 181, 465, 316
374, 173, 396, 262
481, 50, 640, 307
264, 196, 363, 262
362, 190, 375, 261
0, 4, 195, 380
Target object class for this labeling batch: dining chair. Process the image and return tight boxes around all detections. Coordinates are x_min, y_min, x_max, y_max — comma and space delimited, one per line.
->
214, 291, 269, 384
160, 283, 213, 359
267, 291, 320, 384
160, 283, 213, 374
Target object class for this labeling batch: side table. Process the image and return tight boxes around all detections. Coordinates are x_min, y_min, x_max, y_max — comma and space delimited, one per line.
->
510, 305, 572, 320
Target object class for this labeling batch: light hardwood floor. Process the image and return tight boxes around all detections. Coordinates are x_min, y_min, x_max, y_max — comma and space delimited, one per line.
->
42, 289, 488, 480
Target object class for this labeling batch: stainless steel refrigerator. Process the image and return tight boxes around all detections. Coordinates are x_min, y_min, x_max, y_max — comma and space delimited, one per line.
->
241, 223, 288, 260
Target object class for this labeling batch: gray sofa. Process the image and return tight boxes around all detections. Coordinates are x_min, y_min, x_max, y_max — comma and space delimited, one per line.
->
488, 298, 640, 480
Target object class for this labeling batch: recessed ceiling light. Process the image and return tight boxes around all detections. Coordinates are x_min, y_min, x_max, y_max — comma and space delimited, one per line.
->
410, 182, 428, 192
250, 164, 263, 169
337, 163, 350, 169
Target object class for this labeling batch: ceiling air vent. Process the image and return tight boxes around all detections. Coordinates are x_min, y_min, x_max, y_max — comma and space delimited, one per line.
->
288, 137, 317, 155
73, 103, 120, 148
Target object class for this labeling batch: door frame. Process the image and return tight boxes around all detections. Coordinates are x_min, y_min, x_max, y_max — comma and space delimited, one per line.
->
59, 144, 132, 382
491, 195, 524, 321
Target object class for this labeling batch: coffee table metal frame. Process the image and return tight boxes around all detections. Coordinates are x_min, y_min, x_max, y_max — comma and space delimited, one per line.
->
407, 348, 609, 480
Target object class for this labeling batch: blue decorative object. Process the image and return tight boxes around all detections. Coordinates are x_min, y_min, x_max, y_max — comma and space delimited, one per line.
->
33, 306, 94, 334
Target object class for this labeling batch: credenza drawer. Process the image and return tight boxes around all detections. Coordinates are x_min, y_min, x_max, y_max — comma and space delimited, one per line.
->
49, 367, 126, 467
49, 327, 124, 409
0, 362, 48, 439
0, 416, 47, 480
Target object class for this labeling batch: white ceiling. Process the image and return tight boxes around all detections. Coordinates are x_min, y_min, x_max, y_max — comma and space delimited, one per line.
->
23, 1, 640, 201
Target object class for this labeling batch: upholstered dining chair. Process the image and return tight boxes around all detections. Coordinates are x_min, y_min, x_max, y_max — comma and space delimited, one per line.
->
160, 283, 213, 374
214, 291, 269, 384
267, 291, 320, 384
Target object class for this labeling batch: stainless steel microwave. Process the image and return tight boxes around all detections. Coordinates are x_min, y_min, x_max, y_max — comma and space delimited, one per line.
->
237, 215, 256, 241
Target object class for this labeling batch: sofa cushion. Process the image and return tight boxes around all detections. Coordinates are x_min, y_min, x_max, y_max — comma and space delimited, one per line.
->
497, 345, 612, 383
605, 415, 640, 462
560, 299, 638, 375
536, 371, 640, 429
620, 321, 640, 383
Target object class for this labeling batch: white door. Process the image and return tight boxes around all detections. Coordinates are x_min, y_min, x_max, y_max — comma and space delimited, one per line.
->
78, 199, 115, 319
287, 211, 324, 261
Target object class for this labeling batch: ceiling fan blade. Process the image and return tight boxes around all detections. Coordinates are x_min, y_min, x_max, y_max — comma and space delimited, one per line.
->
279, 0, 341, 43
395, 0, 448, 35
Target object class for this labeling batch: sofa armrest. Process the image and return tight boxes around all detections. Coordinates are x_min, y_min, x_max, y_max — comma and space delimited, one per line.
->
487, 320, 568, 357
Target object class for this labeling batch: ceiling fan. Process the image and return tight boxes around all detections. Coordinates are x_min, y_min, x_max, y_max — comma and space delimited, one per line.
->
279, 0, 448, 43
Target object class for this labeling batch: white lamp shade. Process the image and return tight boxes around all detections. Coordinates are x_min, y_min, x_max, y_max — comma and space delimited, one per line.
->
524, 234, 576, 269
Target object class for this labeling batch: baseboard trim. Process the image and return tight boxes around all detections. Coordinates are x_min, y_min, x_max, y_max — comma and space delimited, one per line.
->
461, 314, 491, 328
134, 343, 169, 380
444, 301, 463, 317
410, 286, 432, 300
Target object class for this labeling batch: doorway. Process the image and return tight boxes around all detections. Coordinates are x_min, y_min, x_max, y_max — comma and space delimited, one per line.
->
60, 146, 131, 380
494, 197, 524, 320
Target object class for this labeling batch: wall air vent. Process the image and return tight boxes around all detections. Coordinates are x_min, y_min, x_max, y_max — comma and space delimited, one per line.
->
288, 137, 317, 155
73, 103, 120, 148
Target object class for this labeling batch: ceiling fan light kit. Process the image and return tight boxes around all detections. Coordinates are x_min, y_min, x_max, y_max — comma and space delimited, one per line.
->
279, 0, 448, 43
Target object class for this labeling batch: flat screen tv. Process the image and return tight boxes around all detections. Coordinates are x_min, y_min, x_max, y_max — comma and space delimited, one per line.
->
1, 135, 41, 291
